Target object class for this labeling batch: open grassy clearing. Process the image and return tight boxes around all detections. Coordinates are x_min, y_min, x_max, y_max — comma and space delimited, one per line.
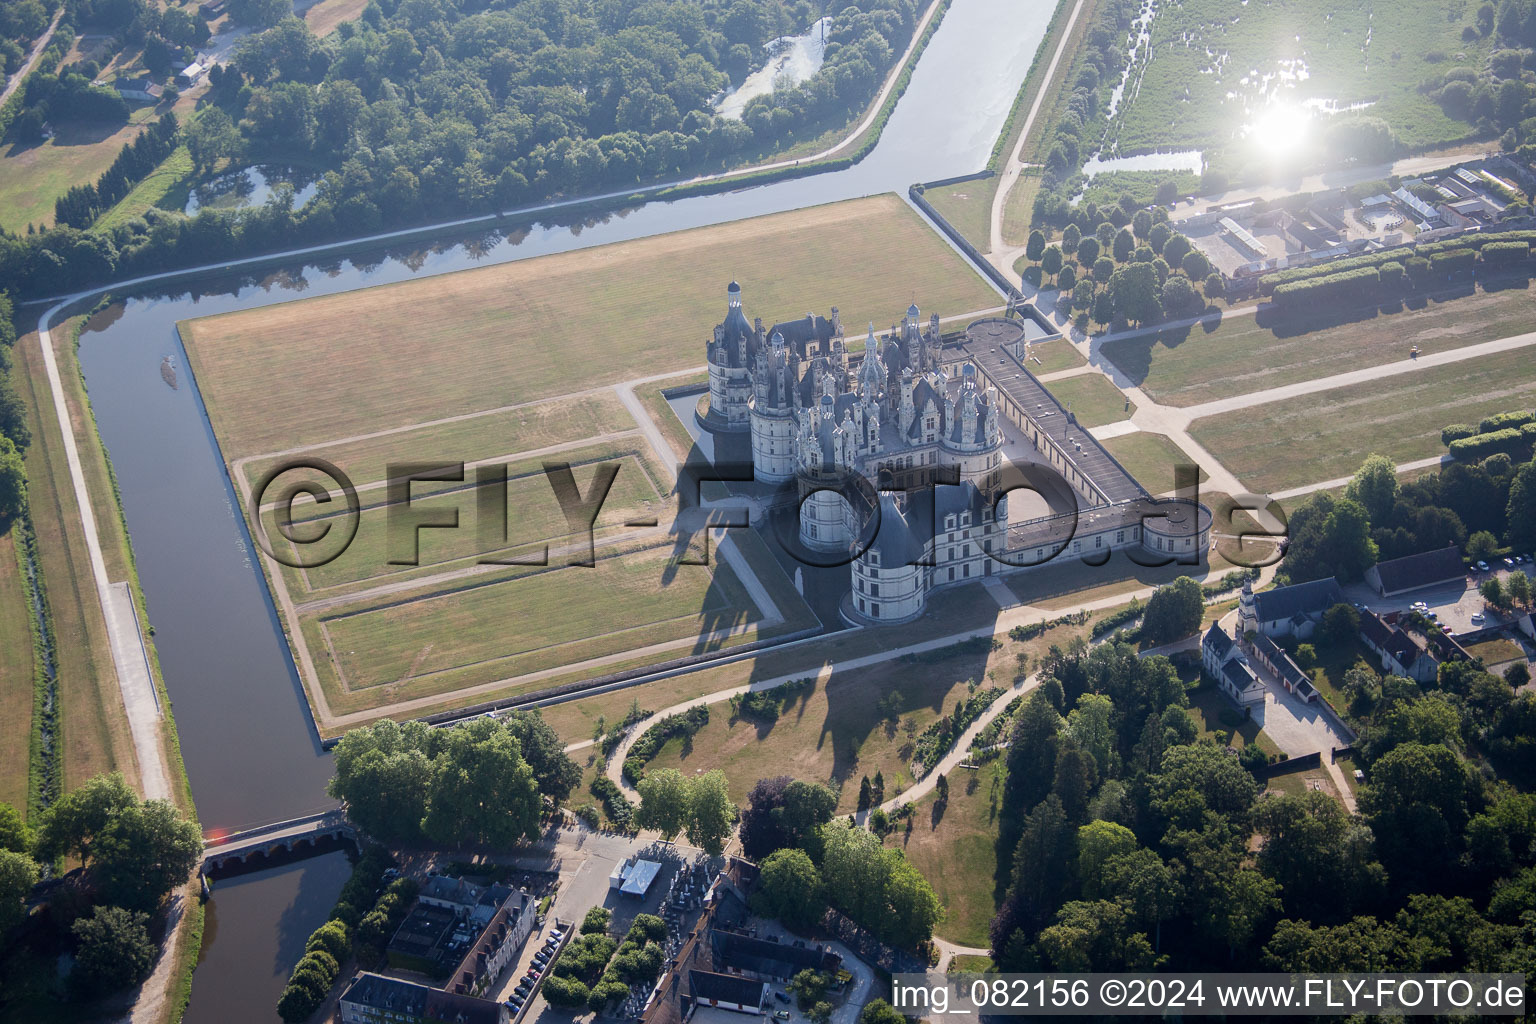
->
179, 194, 1000, 459
0, 528, 35, 813
271, 444, 664, 594
1466, 638, 1525, 666
949, 955, 996, 973
1102, 283, 1536, 408
13, 324, 142, 794
240, 389, 634, 486
1023, 338, 1085, 374
0, 92, 198, 233
1100, 431, 1208, 495
1264, 767, 1342, 802
1110, 0, 1491, 158
1041, 372, 1133, 426
645, 641, 1009, 812
1188, 346, 1536, 494
301, 0, 367, 35
885, 757, 1006, 948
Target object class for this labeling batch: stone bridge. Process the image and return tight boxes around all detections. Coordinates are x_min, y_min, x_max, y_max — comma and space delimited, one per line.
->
201, 809, 358, 875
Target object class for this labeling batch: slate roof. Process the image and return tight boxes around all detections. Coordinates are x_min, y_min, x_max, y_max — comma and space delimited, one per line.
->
1222, 659, 1258, 690
340, 973, 503, 1024
1371, 546, 1466, 596
1204, 621, 1234, 659
690, 970, 767, 1008
1360, 610, 1394, 649
1249, 577, 1343, 624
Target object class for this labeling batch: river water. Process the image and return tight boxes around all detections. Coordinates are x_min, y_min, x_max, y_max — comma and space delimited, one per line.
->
67, 0, 1054, 1017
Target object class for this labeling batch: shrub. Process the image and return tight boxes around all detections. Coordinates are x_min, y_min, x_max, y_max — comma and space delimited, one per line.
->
1441, 423, 1479, 446
1479, 410, 1534, 433
1449, 428, 1525, 460
1430, 249, 1477, 276
582, 905, 612, 935
542, 974, 591, 1007
1482, 240, 1531, 263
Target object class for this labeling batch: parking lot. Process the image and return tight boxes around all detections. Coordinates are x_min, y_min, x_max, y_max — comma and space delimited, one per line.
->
1343, 557, 1535, 647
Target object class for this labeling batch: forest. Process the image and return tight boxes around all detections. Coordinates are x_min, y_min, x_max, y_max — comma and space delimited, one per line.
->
987, 632, 1536, 975
0, 0, 928, 299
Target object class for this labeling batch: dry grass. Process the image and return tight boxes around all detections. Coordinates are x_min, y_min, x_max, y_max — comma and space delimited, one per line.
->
1188, 345, 1536, 494
300, 0, 367, 36
885, 758, 1006, 948
178, 194, 1000, 459
1101, 283, 1536, 408
1042, 372, 1133, 427
0, 528, 35, 813
1100, 431, 1208, 495
1025, 339, 1086, 374
645, 640, 1009, 812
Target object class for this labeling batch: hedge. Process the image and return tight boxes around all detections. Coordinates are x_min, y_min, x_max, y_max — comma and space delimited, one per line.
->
1259, 229, 1536, 294
1481, 240, 1532, 262
1449, 427, 1526, 460
1479, 410, 1534, 433
1271, 266, 1383, 307
622, 705, 709, 783
1441, 423, 1479, 445
1430, 248, 1477, 275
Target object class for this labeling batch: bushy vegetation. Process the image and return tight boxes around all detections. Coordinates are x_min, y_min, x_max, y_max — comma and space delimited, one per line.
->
730, 676, 813, 722
738, 776, 837, 859
911, 686, 1002, 777
622, 705, 709, 784
328, 713, 579, 846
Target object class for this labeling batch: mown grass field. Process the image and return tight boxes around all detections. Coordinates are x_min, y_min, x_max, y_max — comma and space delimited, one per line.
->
0, 528, 35, 813
1102, 282, 1536, 408
923, 180, 996, 251
1188, 345, 1536, 493
1042, 371, 1133, 426
94, 143, 194, 230
301, 0, 368, 35
179, 194, 1000, 459
886, 758, 1006, 948
240, 389, 633, 482
1101, 431, 1208, 495
271, 444, 664, 595
1110, 0, 1492, 156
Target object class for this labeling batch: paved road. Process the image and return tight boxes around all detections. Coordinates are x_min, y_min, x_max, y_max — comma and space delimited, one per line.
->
36, 303, 171, 801
0, 9, 63, 110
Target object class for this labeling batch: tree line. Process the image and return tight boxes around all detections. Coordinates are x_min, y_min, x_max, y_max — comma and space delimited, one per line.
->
0, 293, 27, 525
53, 113, 179, 229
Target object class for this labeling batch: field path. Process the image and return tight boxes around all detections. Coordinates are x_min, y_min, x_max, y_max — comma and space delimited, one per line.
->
986, 0, 1088, 266
0, 9, 63, 111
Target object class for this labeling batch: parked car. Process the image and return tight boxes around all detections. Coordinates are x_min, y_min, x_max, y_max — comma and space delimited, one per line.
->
1478, 560, 1491, 571
775, 993, 791, 1004
774, 1012, 792, 1020
1505, 557, 1517, 568
1472, 612, 1485, 623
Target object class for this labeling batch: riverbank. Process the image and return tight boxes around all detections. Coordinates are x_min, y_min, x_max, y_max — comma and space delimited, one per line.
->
11, 306, 202, 1024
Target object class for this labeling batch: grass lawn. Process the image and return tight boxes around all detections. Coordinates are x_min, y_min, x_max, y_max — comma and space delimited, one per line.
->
1101, 282, 1536, 408
1042, 372, 1133, 427
1264, 767, 1342, 802
1100, 431, 1208, 495
0, 527, 35, 814
1188, 345, 1536, 494
923, 179, 998, 252
1466, 638, 1525, 667
1185, 685, 1280, 757
272, 444, 664, 595
885, 758, 1007, 948
949, 954, 995, 973
644, 640, 1009, 813
1024, 338, 1085, 375
1109, 0, 1491, 158
179, 193, 1000, 460
313, 541, 769, 701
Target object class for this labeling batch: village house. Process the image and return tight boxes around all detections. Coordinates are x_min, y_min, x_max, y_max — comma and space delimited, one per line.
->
1237, 577, 1343, 638
1201, 623, 1265, 705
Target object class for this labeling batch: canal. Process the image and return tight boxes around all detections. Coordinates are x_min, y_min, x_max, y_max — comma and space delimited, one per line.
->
68, 0, 1056, 1016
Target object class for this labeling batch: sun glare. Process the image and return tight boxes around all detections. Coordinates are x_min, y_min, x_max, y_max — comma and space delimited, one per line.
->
1247, 102, 1312, 159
